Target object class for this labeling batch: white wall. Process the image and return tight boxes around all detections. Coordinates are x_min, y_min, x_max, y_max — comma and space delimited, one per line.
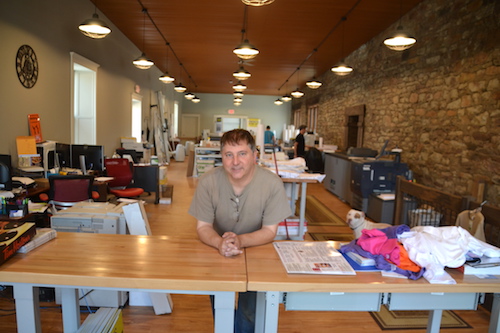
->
181, 93, 291, 140
0, 0, 180, 160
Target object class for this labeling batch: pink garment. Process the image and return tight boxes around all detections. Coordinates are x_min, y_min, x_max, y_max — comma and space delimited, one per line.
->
357, 229, 401, 265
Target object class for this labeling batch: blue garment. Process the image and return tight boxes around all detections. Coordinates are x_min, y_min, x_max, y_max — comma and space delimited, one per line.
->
264, 130, 274, 144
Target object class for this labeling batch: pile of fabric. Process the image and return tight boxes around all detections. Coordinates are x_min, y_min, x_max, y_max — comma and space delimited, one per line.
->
340, 225, 500, 284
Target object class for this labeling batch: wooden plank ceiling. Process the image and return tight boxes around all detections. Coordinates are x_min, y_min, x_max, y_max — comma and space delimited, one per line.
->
94, 0, 423, 96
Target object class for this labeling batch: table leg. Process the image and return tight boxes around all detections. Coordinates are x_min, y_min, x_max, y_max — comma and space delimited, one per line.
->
489, 293, 500, 333
12, 284, 41, 333
59, 288, 80, 332
298, 183, 307, 240
255, 292, 266, 333
213, 291, 236, 333
426, 309, 443, 333
258, 291, 280, 333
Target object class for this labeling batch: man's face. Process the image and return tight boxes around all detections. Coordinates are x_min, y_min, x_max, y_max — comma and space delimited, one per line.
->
222, 141, 257, 182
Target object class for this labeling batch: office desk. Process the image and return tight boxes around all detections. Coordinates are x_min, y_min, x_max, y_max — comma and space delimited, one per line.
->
0, 232, 246, 333
246, 243, 500, 333
281, 178, 318, 240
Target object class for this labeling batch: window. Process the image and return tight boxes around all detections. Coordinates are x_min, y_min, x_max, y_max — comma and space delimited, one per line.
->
71, 53, 99, 145
132, 94, 142, 142
307, 105, 318, 133
294, 110, 301, 128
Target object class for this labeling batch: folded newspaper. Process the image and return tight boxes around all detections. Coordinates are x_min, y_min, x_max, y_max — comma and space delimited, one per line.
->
273, 241, 356, 275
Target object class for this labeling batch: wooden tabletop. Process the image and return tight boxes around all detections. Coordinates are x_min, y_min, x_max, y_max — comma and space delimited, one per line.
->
246, 242, 500, 294
0, 232, 247, 292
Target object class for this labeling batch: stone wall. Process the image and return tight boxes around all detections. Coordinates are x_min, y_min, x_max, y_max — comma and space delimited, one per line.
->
293, 0, 500, 206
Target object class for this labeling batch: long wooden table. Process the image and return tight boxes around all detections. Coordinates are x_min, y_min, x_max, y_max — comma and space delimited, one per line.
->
246, 242, 500, 333
0, 232, 247, 333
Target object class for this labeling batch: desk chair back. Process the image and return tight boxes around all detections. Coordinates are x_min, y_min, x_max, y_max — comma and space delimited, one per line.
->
46, 175, 97, 211
104, 158, 144, 198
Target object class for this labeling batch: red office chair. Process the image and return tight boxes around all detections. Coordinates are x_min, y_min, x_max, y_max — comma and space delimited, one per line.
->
40, 175, 100, 213
104, 158, 144, 199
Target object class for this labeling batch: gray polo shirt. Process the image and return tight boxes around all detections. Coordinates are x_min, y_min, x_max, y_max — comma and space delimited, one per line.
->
189, 166, 292, 235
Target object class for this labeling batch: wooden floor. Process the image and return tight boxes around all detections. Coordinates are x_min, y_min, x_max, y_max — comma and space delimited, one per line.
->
0, 158, 492, 332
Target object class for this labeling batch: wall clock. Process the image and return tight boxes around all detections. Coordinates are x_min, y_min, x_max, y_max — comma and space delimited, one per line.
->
16, 45, 39, 89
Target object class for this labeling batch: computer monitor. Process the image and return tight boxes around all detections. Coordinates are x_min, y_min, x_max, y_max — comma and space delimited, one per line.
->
55, 143, 71, 169
0, 154, 13, 191
71, 144, 104, 172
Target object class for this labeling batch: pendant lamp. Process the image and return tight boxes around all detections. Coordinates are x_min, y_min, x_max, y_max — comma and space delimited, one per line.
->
306, 78, 322, 89
234, 7, 259, 60
281, 94, 292, 102
241, 0, 274, 6
133, 9, 154, 70
79, 10, 111, 39
185, 92, 195, 100
232, 81, 247, 92
274, 99, 283, 105
233, 66, 251, 80
192, 96, 201, 103
384, 0, 416, 51
233, 91, 244, 98
331, 17, 353, 76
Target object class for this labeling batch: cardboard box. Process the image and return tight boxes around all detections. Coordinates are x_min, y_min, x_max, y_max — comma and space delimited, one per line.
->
0, 221, 36, 265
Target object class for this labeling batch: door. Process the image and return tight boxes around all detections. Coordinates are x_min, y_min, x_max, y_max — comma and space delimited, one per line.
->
181, 114, 200, 139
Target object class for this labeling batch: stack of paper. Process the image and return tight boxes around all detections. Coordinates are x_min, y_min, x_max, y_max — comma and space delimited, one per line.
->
17, 228, 57, 254
77, 307, 123, 333
463, 257, 500, 275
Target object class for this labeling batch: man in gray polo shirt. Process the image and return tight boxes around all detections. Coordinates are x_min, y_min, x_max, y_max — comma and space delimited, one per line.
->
189, 128, 291, 333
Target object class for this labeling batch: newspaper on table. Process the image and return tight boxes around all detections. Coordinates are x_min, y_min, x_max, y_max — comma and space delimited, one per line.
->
273, 241, 356, 275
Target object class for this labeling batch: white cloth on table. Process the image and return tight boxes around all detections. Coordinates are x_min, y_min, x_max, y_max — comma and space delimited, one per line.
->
399, 226, 500, 284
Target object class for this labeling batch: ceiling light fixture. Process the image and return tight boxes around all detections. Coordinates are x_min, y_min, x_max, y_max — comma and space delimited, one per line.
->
174, 84, 187, 93
274, 99, 283, 105
233, 6, 259, 60
159, 43, 175, 83
234, 97, 243, 103
281, 94, 292, 102
133, 8, 154, 70
306, 78, 322, 89
185, 92, 195, 100
232, 81, 247, 92
79, 6, 111, 39
384, 0, 416, 51
291, 68, 304, 98
241, 0, 275, 6
306, 50, 322, 89
174, 62, 187, 92
233, 66, 251, 80
192, 96, 201, 103
233, 91, 244, 98
234, 101, 242, 106
331, 17, 353, 76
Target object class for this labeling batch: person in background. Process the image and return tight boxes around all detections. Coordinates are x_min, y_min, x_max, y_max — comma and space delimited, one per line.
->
189, 128, 291, 333
294, 125, 307, 158
264, 125, 275, 145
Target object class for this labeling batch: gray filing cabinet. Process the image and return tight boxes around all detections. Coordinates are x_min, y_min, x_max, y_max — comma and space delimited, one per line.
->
324, 153, 352, 204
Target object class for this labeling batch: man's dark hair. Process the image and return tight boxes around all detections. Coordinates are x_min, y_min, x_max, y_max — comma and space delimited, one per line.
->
221, 129, 256, 152
299, 125, 307, 130
266, 125, 271, 130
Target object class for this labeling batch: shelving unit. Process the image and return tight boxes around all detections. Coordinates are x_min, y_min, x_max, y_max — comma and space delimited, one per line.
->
193, 145, 221, 177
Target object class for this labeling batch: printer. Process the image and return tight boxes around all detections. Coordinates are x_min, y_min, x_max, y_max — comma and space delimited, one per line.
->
50, 202, 128, 234
51, 201, 129, 307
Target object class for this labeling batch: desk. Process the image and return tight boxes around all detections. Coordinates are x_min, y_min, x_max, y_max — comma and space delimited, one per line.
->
0, 232, 246, 333
246, 242, 500, 333
281, 178, 319, 240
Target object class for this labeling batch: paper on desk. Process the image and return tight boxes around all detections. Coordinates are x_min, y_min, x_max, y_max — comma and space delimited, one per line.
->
95, 177, 114, 182
273, 241, 356, 275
